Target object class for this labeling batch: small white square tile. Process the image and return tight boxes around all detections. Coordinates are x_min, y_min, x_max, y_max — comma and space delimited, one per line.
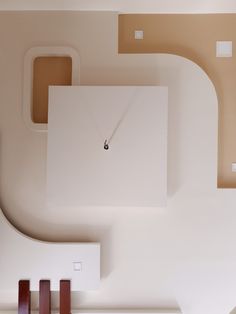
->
232, 163, 236, 172
134, 30, 144, 40
216, 41, 232, 57
73, 262, 82, 271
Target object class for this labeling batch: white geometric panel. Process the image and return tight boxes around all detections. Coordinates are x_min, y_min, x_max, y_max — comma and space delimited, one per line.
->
47, 86, 168, 207
216, 41, 233, 57
134, 30, 144, 40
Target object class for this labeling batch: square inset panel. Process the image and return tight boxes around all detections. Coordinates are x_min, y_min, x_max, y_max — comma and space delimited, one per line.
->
134, 30, 144, 40
33, 56, 72, 124
216, 41, 232, 57
23, 46, 80, 132
232, 163, 236, 172
73, 262, 82, 271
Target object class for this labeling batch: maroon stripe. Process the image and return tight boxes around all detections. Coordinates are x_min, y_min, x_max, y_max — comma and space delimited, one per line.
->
18, 280, 30, 314
39, 280, 51, 314
60, 280, 71, 314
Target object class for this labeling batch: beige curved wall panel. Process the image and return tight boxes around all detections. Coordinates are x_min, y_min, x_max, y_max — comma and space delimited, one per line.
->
119, 14, 236, 188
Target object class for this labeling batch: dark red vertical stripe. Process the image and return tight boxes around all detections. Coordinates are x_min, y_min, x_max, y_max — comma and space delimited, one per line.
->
18, 280, 30, 314
60, 280, 71, 314
39, 280, 51, 314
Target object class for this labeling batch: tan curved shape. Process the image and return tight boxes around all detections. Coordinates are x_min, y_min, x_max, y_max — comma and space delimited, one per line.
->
118, 13, 236, 188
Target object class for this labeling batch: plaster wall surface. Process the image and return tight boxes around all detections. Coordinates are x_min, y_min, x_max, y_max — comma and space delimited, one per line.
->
0, 209, 100, 292
1, 0, 236, 13
0, 11, 235, 314
118, 13, 236, 187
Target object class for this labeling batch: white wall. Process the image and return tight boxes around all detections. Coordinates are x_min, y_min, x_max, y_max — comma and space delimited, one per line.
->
0, 11, 236, 314
1, 0, 236, 13
0, 210, 100, 292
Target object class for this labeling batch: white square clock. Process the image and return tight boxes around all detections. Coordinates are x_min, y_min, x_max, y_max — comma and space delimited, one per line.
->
47, 86, 168, 207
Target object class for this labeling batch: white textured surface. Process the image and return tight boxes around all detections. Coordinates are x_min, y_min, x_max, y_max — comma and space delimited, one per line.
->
1, 0, 236, 13
47, 86, 167, 207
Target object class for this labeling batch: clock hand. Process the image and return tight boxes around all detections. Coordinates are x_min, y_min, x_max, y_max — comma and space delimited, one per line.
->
104, 140, 109, 150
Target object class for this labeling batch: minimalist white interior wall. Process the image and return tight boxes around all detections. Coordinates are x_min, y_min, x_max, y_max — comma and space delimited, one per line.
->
0, 11, 235, 314
1, 0, 236, 13
0, 209, 100, 293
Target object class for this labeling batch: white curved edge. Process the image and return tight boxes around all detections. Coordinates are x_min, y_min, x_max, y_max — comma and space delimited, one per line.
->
23, 46, 80, 132
0, 208, 100, 291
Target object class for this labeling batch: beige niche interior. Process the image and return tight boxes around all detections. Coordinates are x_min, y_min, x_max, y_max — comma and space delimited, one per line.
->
23, 46, 80, 132
33, 56, 72, 124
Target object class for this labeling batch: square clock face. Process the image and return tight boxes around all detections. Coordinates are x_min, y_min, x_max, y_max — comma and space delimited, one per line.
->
47, 86, 168, 207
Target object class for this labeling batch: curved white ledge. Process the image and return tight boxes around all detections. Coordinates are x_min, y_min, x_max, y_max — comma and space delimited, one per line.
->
0, 208, 100, 291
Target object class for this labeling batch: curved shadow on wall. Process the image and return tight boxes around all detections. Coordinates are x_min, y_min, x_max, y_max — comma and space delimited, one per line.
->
0, 203, 112, 279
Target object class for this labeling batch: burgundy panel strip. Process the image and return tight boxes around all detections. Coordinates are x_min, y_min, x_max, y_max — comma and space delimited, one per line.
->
18, 280, 30, 314
60, 280, 71, 314
39, 280, 51, 314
